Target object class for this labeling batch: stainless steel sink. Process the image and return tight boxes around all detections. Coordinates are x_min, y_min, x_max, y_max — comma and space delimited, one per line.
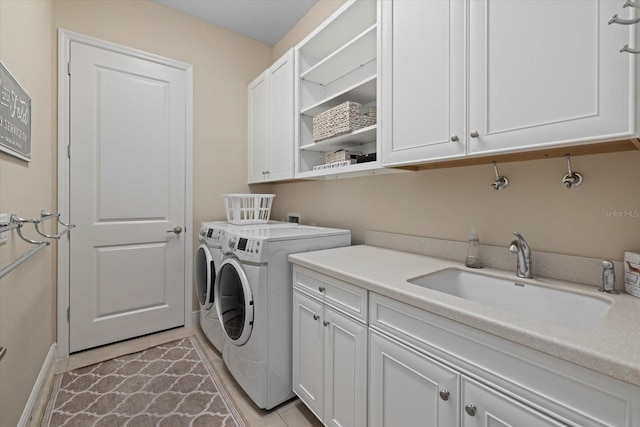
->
408, 268, 611, 331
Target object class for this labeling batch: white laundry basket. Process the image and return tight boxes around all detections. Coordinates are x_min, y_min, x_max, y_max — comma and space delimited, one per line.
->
222, 194, 275, 225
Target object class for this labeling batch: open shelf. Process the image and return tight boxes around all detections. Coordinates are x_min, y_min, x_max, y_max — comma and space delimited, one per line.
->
301, 25, 376, 86
301, 125, 377, 152
301, 77, 376, 117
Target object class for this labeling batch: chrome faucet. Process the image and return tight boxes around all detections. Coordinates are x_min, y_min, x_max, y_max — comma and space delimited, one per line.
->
508, 232, 533, 278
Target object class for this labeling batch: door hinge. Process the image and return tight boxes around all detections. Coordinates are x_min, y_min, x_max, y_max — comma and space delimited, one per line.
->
67, 144, 71, 158
67, 62, 71, 76
67, 307, 70, 322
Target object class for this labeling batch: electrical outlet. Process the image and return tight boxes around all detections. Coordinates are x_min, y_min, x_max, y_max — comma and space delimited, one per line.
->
287, 212, 301, 224
0, 213, 9, 245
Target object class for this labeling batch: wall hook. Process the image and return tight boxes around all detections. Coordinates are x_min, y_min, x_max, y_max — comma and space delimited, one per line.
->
562, 155, 583, 189
491, 162, 509, 190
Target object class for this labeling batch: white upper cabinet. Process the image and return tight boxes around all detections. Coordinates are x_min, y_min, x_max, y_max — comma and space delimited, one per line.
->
381, 0, 466, 166
468, 0, 636, 155
248, 49, 295, 183
295, 0, 385, 179
382, 0, 638, 167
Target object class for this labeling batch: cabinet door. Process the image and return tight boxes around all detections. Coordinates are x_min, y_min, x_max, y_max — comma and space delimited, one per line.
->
462, 376, 566, 427
323, 306, 367, 427
381, 0, 466, 167
369, 329, 459, 427
267, 49, 295, 181
292, 290, 324, 420
248, 71, 268, 183
468, 0, 635, 155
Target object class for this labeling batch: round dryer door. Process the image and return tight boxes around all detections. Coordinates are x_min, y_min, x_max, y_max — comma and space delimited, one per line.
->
215, 257, 254, 345
195, 244, 215, 310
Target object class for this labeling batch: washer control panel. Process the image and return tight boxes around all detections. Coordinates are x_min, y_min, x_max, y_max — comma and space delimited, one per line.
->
199, 224, 224, 247
222, 234, 265, 263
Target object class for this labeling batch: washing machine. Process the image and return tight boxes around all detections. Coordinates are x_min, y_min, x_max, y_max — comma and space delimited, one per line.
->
196, 220, 297, 352
195, 221, 229, 352
214, 224, 351, 409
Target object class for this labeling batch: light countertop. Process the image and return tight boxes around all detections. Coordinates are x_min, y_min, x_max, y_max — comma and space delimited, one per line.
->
289, 244, 640, 387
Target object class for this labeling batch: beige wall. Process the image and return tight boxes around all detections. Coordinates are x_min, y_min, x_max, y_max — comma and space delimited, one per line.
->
270, 1, 640, 262
0, 1, 56, 425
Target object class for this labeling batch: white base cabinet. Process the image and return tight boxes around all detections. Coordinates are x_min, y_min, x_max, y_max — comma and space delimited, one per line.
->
369, 329, 460, 427
292, 266, 368, 427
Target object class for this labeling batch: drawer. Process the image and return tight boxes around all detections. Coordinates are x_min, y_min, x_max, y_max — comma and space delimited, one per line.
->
293, 265, 367, 323
369, 293, 640, 427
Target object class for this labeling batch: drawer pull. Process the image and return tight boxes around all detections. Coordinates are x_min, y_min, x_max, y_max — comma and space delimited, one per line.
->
318, 286, 325, 293
323, 321, 330, 327
313, 314, 319, 321
470, 130, 479, 138
439, 390, 450, 401
465, 404, 477, 416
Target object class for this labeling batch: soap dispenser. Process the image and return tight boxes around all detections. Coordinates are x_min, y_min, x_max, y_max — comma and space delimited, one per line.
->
465, 229, 484, 268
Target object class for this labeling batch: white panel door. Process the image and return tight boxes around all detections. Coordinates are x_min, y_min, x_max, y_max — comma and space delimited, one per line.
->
468, 0, 635, 155
323, 306, 367, 427
369, 329, 460, 427
462, 376, 566, 427
292, 290, 324, 420
381, 0, 466, 166
248, 71, 268, 183
267, 49, 294, 181
69, 41, 186, 352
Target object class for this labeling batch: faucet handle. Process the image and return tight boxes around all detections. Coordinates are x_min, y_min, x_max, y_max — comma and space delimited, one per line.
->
600, 260, 619, 294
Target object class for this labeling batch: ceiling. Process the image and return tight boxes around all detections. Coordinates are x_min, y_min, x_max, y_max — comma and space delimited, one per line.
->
154, 0, 319, 46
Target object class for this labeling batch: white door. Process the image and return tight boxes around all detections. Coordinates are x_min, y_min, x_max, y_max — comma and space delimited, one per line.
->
248, 71, 268, 183
381, 0, 466, 166
468, 0, 634, 155
68, 40, 187, 352
461, 376, 566, 427
292, 289, 324, 421
369, 329, 460, 427
266, 49, 294, 181
323, 306, 367, 427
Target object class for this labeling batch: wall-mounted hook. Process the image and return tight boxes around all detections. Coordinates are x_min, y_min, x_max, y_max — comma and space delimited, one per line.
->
562, 155, 583, 189
491, 162, 509, 190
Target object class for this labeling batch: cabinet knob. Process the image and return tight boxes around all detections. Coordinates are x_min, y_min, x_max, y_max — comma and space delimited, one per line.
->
450, 135, 459, 142
313, 314, 319, 321
318, 286, 325, 293
470, 130, 479, 138
323, 320, 330, 327
464, 404, 477, 416
439, 390, 450, 401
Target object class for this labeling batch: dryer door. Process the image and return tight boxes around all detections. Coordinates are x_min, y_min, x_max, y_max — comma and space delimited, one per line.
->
215, 257, 254, 345
195, 244, 215, 310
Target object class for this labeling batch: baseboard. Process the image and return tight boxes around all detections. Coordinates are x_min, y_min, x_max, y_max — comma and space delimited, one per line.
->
192, 309, 200, 327
18, 343, 57, 426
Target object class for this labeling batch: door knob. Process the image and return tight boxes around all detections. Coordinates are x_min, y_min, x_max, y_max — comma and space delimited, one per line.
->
167, 226, 183, 234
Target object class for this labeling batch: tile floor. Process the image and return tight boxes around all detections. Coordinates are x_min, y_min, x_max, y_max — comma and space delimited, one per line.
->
31, 326, 322, 427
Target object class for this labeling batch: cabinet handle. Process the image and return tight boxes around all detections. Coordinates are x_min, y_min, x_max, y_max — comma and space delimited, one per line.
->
621, 44, 640, 54
323, 320, 330, 327
624, 0, 640, 9
318, 286, 325, 293
313, 314, 319, 321
465, 404, 477, 416
439, 390, 450, 401
470, 130, 479, 138
450, 135, 459, 142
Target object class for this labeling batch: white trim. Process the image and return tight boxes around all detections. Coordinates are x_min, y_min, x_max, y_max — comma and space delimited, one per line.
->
57, 29, 194, 358
18, 343, 57, 427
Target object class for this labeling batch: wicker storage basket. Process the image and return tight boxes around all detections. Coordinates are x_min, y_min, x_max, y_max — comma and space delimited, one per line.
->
325, 149, 362, 164
313, 101, 376, 142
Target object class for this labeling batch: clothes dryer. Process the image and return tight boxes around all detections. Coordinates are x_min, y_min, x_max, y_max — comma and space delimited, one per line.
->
215, 224, 350, 409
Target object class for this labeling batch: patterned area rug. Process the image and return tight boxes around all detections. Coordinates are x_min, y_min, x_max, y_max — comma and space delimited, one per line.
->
41, 337, 247, 426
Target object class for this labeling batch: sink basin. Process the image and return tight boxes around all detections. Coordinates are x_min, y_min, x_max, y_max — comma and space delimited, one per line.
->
408, 268, 611, 331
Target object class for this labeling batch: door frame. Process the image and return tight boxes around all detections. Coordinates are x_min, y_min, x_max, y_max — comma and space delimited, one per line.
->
57, 29, 194, 358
